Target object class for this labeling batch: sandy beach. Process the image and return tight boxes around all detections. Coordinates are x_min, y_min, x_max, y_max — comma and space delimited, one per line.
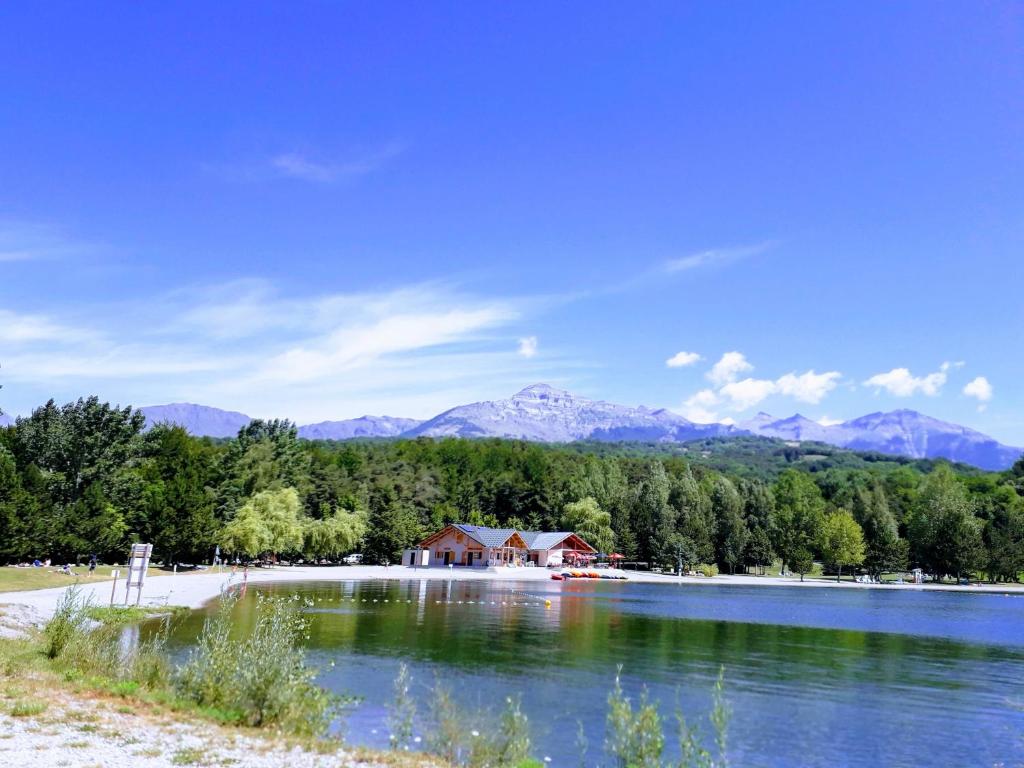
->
2, 564, 1018, 630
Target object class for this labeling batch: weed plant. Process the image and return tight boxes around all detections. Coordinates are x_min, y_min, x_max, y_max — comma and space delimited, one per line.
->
176, 592, 340, 735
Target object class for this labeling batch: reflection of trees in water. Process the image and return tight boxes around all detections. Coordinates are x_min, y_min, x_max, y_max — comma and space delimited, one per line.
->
151, 581, 1024, 695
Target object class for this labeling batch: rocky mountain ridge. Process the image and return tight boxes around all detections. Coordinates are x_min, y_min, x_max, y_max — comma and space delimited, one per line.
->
126, 385, 1024, 470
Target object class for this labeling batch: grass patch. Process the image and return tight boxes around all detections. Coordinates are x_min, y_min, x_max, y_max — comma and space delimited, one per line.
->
0, 565, 173, 594
171, 747, 207, 765
10, 698, 47, 717
86, 605, 189, 626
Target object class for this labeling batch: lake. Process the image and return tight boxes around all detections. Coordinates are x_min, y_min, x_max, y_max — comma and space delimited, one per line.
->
150, 578, 1024, 766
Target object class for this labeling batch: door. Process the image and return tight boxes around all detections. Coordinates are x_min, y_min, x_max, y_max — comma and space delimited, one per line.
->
443, 551, 453, 565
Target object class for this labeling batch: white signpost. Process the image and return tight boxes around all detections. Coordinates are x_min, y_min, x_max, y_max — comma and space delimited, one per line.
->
124, 543, 153, 606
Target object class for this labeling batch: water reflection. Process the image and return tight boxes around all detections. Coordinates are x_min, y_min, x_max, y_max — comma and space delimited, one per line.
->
146, 579, 1024, 767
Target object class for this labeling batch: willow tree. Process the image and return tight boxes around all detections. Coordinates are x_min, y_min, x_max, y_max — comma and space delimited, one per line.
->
562, 496, 615, 554
303, 507, 368, 560
220, 487, 304, 559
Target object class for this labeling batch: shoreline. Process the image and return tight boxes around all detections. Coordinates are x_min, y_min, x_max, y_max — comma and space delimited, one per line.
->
2, 564, 1020, 628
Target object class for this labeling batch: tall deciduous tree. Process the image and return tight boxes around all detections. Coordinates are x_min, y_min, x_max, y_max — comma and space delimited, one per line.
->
771, 470, 825, 574
561, 496, 615, 554
909, 466, 984, 581
854, 482, 908, 578
711, 476, 748, 574
819, 509, 866, 582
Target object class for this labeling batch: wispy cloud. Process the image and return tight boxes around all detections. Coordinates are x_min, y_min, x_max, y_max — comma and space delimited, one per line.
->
664, 242, 773, 274
0, 280, 564, 422
206, 142, 406, 185
0, 220, 93, 263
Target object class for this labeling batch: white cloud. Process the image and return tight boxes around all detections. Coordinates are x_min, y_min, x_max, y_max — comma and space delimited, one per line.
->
707, 352, 753, 386
817, 416, 844, 427
864, 365, 948, 397
518, 336, 538, 358
681, 356, 843, 420
963, 376, 992, 411
664, 242, 772, 273
681, 388, 721, 423
775, 370, 842, 404
666, 350, 701, 368
719, 378, 777, 410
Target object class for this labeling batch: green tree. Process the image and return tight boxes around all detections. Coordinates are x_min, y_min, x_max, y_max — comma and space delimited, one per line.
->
978, 485, 1024, 582
303, 507, 368, 559
771, 470, 825, 575
790, 546, 814, 582
743, 526, 774, 575
630, 462, 670, 565
562, 496, 615, 554
139, 425, 219, 564
362, 490, 422, 565
711, 476, 748, 574
854, 482, 908, 578
909, 466, 984, 581
221, 487, 304, 559
819, 509, 866, 582
13, 397, 144, 507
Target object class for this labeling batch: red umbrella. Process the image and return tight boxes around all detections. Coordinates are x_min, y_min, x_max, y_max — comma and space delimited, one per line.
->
609, 553, 625, 559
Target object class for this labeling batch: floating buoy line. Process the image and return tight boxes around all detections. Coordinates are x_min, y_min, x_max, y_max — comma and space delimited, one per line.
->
322, 595, 555, 608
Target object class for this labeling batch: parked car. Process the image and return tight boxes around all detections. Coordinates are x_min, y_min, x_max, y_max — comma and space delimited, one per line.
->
343, 553, 363, 565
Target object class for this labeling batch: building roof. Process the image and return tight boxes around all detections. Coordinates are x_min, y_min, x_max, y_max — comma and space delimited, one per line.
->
419, 523, 587, 552
452, 524, 521, 548
524, 528, 598, 552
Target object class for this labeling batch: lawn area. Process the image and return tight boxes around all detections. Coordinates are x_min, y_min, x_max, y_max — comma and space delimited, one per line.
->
0, 565, 177, 593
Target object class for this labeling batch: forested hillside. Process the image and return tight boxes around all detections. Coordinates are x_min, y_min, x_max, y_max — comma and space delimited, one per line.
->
1, 397, 1023, 582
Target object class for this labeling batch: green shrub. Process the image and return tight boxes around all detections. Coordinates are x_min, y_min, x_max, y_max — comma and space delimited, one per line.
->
43, 586, 91, 659
697, 564, 719, 578
605, 668, 664, 768
175, 593, 339, 735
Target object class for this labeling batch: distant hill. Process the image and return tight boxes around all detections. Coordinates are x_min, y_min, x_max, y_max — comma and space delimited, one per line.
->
298, 416, 422, 440
0, 412, 13, 427
140, 403, 252, 438
137, 384, 1023, 470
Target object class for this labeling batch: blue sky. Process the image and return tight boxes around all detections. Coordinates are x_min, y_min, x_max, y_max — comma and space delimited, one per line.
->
1, 3, 1022, 442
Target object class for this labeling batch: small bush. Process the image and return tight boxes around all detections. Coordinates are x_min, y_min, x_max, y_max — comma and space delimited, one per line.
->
697, 564, 719, 578
176, 593, 339, 735
43, 585, 91, 659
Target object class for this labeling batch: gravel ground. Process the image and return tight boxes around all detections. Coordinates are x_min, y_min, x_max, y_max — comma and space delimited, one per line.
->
0, 687, 431, 768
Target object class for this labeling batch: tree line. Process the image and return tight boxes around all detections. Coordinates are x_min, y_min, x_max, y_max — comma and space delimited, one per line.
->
1, 396, 1023, 582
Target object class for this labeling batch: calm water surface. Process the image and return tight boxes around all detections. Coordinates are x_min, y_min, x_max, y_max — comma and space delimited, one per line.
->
152, 579, 1024, 767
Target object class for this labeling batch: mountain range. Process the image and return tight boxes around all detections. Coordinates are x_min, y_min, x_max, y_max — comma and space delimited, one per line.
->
129, 384, 1022, 470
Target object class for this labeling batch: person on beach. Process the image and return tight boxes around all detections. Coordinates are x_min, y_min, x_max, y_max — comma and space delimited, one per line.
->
87, 553, 97, 576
